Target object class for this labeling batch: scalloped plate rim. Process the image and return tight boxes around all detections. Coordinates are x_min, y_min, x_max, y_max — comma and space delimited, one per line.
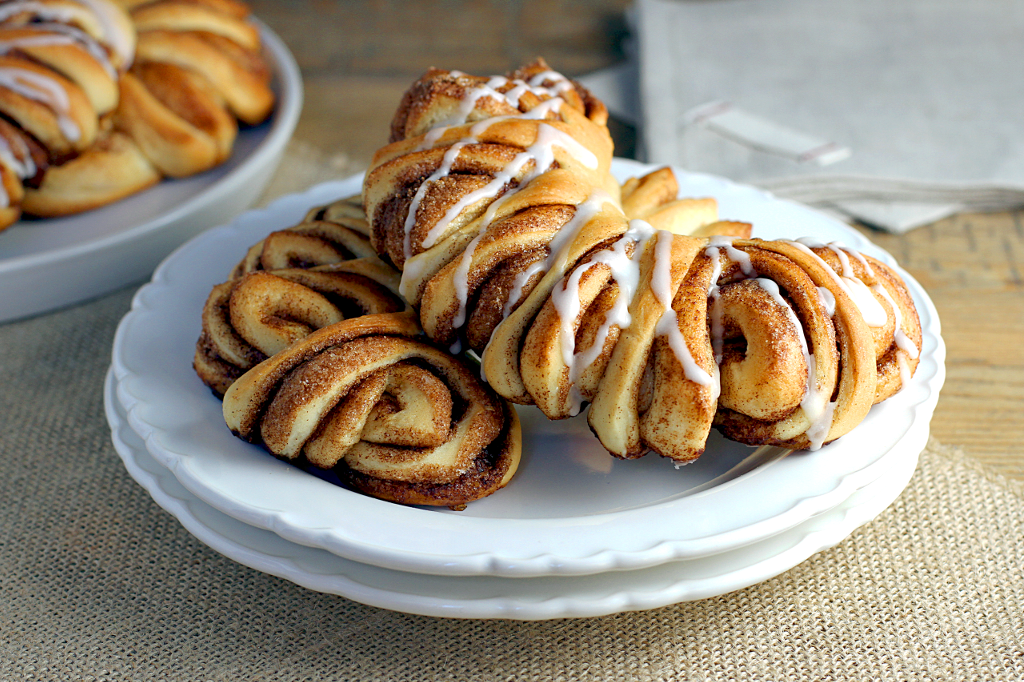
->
110, 161, 945, 577
105, 367, 925, 620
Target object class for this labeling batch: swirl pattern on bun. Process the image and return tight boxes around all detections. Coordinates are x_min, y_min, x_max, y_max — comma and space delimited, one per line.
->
195, 195, 407, 397
222, 312, 521, 508
362, 61, 923, 464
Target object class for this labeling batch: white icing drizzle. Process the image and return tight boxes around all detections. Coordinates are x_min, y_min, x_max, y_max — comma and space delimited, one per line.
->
0, 22, 117, 79
450, 228, 486, 329
0, 65, 80, 141
845, 247, 876, 277
401, 140, 467, 259
443, 125, 603, 331
402, 99, 597, 266
0, 132, 32, 209
704, 238, 832, 448
872, 284, 918, 359
0, 0, 133, 67
527, 69, 574, 92
828, 243, 856, 278
844, 277, 889, 327
422, 122, 595, 252
67, 0, 133, 66
704, 237, 752, 368
806, 398, 836, 450
753, 278, 833, 450
0, 1, 74, 23
704, 248, 726, 403
501, 190, 614, 319
797, 237, 876, 278
401, 67, 600, 360
817, 286, 836, 317
789, 240, 887, 327
710, 235, 755, 277
413, 97, 566, 154
419, 125, 447, 149
0, 130, 35, 180
872, 282, 919, 395
431, 70, 573, 130
651, 230, 713, 387
453, 75, 511, 125
551, 219, 654, 415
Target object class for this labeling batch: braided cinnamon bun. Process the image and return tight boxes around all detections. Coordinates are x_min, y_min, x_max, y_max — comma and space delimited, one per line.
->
194, 195, 407, 397
362, 61, 924, 464
0, 0, 160, 225
577, 233, 922, 461
0, 0, 274, 230
222, 311, 522, 509
113, 0, 274, 177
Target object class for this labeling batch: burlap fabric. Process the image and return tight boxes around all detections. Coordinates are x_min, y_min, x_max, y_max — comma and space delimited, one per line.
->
2, 145, 1022, 681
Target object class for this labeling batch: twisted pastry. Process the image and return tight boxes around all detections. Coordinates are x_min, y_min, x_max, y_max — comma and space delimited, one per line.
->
0, 0, 275, 230
551, 232, 922, 461
620, 166, 751, 239
362, 63, 756, 395
363, 62, 923, 464
194, 195, 407, 397
230, 194, 376, 277
363, 59, 620, 298
488, 227, 922, 462
222, 311, 522, 508
113, 0, 274, 177
0, 0, 159, 226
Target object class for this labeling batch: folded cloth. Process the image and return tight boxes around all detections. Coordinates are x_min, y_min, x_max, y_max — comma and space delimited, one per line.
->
629, 0, 1024, 232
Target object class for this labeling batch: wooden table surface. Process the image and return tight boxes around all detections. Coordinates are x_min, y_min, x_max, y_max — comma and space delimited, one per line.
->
252, 0, 1024, 480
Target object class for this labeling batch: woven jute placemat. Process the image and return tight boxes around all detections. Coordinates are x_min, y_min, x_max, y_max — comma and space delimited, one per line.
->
2, 145, 1022, 681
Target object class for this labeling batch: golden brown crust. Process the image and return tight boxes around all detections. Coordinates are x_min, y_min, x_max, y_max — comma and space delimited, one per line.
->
0, 27, 120, 114
0, 55, 98, 158
364, 62, 925, 465
21, 131, 161, 216
195, 195, 409, 398
132, 28, 272, 125
195, 260, 407, 397
0, 0, 274, 225
221, 312, 521, 508
231, 195, 377, 277
115, 66, 236, 176
620, 167, 751, 238
0, 0, 138, 224
130, 0, 260, 50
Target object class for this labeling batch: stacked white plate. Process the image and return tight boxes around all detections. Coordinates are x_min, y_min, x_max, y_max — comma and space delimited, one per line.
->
105, 161, 946, 620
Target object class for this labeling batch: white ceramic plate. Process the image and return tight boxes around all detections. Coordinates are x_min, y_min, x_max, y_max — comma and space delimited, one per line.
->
111, 161, 945, 578
106, 367, 923, 620
0, 20, 302, 323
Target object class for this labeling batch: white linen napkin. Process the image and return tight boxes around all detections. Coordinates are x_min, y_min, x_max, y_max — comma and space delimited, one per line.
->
621, 0, 1024, 232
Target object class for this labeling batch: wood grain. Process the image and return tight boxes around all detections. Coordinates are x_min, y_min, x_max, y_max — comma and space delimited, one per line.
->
855, 212, 1024, 479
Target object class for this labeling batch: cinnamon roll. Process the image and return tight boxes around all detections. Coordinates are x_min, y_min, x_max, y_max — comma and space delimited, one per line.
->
362, 61, 924, 464
113, 0, 274, 177
194, 259, 407, 396
194, 195, 406, 397
493, 228, 922, 462
581, 233, 922, 460
222, 312, 522, 509
0, 0, 275, 229
0, 0, 159, 225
